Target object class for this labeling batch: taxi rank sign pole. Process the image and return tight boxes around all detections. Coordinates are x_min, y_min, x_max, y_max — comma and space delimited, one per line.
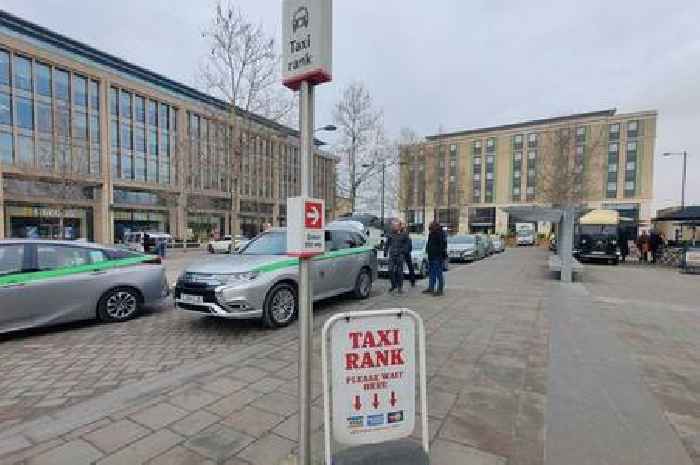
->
282, 1, 332, 465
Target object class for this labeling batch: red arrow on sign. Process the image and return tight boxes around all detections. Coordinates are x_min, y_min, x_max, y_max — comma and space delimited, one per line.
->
304, 201, 323, 229
353, 395, 362, 411
390, 391, 398, 407
372, 393, 380, 409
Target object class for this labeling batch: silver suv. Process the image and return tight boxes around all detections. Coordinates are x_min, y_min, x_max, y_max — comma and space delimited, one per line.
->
175, 225, 377, 328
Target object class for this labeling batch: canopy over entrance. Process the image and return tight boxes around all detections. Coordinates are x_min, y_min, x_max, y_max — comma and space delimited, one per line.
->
500, 206, 564, 224
580, 209, 619, 225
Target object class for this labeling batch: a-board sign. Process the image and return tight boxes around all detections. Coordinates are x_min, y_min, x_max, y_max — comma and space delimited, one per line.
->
282, 0, 333, 90
287, 196, 325, 257
330, 314, 416, 445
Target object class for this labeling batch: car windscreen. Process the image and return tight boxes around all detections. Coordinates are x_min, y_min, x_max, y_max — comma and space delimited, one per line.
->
241, 232, 286, 255
412, 239, 425, 250
449, 236, 475, 244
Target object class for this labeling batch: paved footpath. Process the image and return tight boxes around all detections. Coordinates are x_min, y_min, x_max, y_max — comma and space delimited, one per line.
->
0, 248, 698, 464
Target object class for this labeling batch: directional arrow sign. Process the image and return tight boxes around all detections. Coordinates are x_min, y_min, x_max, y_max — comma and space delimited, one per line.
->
390, 391, 398, 407
304, 201, 323, 229
353, 395, 362, 411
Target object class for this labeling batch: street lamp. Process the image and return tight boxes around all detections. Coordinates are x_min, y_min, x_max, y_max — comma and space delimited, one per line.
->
663, 151, 689, 209
314, 124, 336, 132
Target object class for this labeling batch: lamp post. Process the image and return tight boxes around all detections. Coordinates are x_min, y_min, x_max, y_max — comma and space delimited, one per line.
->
663, 151, 688, 209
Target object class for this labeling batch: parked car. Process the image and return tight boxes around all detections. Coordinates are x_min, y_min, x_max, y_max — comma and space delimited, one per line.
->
478, 234, 495, 256
490, 234, 505, 253
447, 235, 480, 262
207, 235, 249, 254
123, 231, 171, 254
0, 240, 169, 334
175, 225, 378, 328
377, 236, 428, 278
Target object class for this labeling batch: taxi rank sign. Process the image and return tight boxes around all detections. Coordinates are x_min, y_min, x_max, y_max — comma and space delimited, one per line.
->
282, 0, 332, 90
330, 315, 416, 445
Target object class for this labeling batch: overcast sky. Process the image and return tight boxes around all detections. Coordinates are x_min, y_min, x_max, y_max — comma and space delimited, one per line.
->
5, 0, 699, 212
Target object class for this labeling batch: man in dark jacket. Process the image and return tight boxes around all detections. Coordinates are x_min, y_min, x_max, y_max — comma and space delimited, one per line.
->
401, 221, 416, 287
424, 221, 447, 296
384, 221, 410, 294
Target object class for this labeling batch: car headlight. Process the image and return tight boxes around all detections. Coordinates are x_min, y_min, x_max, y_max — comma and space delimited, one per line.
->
220, 271, 259, 284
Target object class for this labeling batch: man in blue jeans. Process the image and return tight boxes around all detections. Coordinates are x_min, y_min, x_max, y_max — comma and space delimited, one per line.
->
384, 221, 410, 294
423, 220, 447, 296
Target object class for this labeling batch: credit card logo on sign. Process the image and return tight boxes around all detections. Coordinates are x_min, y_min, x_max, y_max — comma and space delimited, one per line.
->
387, 410, 404, 424
367, 414, 384, 427
347, 416, 363, 428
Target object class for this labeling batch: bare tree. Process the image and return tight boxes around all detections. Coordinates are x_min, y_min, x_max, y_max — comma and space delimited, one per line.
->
333, 81, 383, 213
537, 125, 605, 207
200, 1, 295, 124
199, 1, 296, 234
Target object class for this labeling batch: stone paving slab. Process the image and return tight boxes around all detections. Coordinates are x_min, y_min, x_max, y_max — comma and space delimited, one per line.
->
0, 249, 551, 464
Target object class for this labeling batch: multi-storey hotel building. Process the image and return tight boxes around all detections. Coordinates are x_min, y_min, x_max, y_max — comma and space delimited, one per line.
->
400, 109, 657, 236
0, 11, 336, 243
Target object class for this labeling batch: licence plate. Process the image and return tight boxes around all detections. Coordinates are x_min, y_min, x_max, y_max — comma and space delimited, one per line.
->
591, 251, 605, 255
180, 294, 204, 304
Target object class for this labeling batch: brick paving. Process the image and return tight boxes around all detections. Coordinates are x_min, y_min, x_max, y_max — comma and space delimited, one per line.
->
0, 247, 697, 464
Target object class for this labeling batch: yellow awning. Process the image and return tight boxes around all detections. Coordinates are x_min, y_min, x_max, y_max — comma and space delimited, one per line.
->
579, 209, 620, 225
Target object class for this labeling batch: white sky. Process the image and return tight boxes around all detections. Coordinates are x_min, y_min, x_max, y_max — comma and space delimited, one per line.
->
5, 0, 699, 213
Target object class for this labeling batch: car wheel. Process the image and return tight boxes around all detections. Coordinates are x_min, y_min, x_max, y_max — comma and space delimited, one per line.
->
208, 244, 214, 253
97, 287, 142, 322
263, 283, 297, 329
353, 268, 372, 299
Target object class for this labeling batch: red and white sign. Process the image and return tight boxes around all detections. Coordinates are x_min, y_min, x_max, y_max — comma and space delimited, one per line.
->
330, 315, 416, 445
305, 201, 324, 229
282, 0, 333, 90
287, 196, 325, 257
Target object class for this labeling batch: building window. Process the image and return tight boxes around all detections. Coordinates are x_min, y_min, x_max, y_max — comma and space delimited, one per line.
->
73, 111, 87, 140
474, 156, 482, 165
0, 92, 11, 125
626, 141, 637, 152
486, 137, 495, 152
73, 75, 87, 107
119, 90, 132, 119
15, 96, 34, 130
17, 134, 34, 165
37, 101, 52, 133
514, 170, 521, 178
608, 163, 618, 173
514, 151, 522, 161
608, 143, 618, 154
627, 120, 639, 138
148, 100, 157, 126
609, 123, 620, 141
110, 87, 118, 116
576, 126, 586, 143
90, 114, 100, 143
134, 95, 145, 123
14, 55, 32, 91
35, 62, 51, 97
576, 145, 584, 156
54, 69, 69, 102
528, 150, 536, 160
528, 133, 537, 147
0, 131, 12, 163
0, 50, 9, 86
624, 181, 635, 192
89, 80, 99, 110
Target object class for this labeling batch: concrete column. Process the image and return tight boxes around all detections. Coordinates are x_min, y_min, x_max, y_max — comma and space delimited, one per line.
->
176, 109, 188, 240
560, 207, 575, 283
272, 139, 280, 226
495, 207, 509, 234
0, 165, 5, 240
230, 122, 241, 236
97, 77, 112, 244
459, 205, 469, 234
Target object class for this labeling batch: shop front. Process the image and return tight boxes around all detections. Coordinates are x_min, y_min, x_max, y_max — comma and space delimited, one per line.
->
113, 210, 169, 244
187, 213, 227, 242
469, 207, 496, 234
4, 204, 92, 240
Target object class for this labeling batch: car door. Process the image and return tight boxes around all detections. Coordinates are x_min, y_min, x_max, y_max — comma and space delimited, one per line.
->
0, 243, 35, 332
311, 230, 337, 298
21, 244, 112, 327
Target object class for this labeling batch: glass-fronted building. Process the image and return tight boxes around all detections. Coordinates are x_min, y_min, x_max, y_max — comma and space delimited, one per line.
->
0, 11, 336, 243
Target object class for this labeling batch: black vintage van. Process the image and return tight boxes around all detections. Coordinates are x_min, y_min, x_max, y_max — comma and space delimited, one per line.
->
574, 223, 621, 265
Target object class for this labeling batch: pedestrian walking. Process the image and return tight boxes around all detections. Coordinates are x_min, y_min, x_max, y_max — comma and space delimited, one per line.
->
637, 231, 650, 263
384, 221, 410, 294
401, 222, 416, 287
618, 228, 629, 263
423, 221, 447, 296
